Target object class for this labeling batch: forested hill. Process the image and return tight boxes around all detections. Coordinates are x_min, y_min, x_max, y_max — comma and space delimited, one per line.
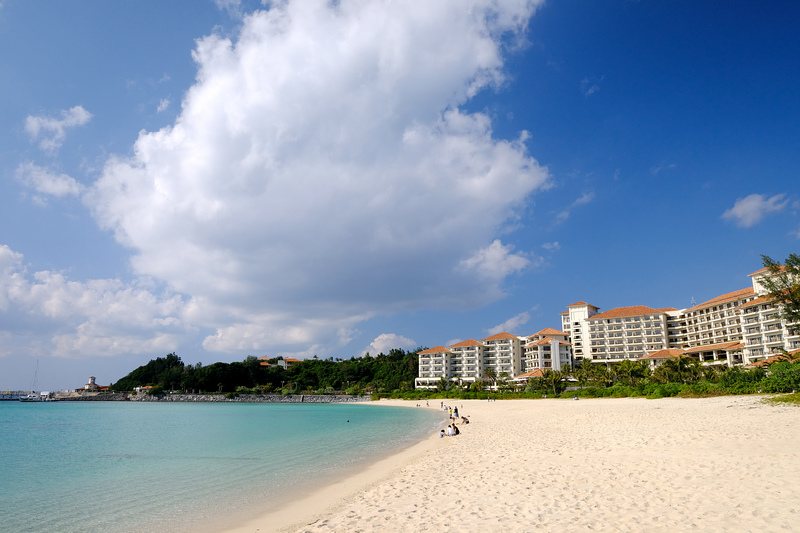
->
110, 349, 421, 394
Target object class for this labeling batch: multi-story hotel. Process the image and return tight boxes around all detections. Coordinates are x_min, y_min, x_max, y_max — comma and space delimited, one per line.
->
415, 329, 572, 389
563, 266, 793, 367
415, 263, 797, 389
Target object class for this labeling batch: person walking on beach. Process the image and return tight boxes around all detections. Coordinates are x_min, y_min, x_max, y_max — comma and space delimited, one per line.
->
454, 407, 459, 418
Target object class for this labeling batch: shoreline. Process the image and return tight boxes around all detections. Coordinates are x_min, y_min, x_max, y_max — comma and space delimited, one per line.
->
222, 396, 800, 533
221, 399, 447, 533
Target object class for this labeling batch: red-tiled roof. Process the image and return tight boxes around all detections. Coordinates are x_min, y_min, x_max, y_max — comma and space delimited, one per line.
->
745, 349, 800, 367
482, 332, 518, 341
685, 287, 755, 312
530, 327, 568, 337
741, 295, 776, 307
449, 339, 484, 348
418, 346, 453, 355
588, 305, 662, 320
526, 337, 570, 347
515, 369, 546, 379
654, 307, 679, 312
567, 301, 598, 308
748, 265, 786, 277
284, 358, 302, 362
639, 349, 686, 360
683, 341, 743, 354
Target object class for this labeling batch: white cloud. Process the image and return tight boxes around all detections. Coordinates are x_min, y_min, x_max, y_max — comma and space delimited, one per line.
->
486, 311, 530, 335
157, 98, 171, 113
791, 226, 800, 240
722, 193, 788, 228
25, 105, 92, 154
84, 1, 548, 353
556, 192, 594, 222
459, 239, 530, 283
215, 0, 242, 17
581, 76, 603, 97
0, 245, 187, 358
362, 333, 416, 356
650, 163, 676, 176
16, 162, 83, 199
541, 241, 560, 251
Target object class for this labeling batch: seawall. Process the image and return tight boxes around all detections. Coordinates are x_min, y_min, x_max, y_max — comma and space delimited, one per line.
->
59, 392, 371, 403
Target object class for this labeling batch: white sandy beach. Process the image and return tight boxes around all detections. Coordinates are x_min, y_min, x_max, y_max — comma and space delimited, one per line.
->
224, 396, 800, 533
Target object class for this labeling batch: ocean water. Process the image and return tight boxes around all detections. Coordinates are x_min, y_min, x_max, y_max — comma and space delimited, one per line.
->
0, 401, 444, 533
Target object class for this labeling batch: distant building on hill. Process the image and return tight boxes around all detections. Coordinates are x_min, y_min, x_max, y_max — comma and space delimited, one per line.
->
278, 358, 301, 370
79, 376, 109, 392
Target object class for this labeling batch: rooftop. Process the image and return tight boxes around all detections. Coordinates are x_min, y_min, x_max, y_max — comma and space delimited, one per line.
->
588, 305, 663, 320
685, 287, 755, 312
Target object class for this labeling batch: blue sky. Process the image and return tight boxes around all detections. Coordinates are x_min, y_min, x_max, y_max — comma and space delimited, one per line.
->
1, 0, 798, 391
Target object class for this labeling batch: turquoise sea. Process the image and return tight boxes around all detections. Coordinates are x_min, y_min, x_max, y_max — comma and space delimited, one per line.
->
0, 401, 444, 533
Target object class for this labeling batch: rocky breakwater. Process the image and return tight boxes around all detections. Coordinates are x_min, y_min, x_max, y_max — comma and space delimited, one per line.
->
130, 393, 372, 403
58, 392, 131, 401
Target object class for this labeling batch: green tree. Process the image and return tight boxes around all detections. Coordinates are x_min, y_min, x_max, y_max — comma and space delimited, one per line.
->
483, 367, 497, 390
541, 369, 565, 395
653, 356, 702, 384
759, 253, 800, 334
615, 359, 651, 386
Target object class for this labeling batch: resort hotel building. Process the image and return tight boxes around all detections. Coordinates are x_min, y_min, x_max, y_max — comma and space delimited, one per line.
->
415, 263, 798, 389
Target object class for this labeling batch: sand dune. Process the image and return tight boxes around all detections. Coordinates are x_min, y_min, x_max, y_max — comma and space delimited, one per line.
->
226, 396, 800, 533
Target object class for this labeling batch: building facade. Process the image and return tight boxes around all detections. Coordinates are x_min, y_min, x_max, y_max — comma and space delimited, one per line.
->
415, 263, 798, 388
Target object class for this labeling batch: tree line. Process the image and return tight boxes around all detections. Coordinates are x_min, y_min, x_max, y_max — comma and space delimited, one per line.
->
110, 349, 420, 395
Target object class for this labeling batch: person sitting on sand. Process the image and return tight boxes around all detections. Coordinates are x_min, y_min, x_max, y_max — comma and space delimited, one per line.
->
439, 429, 445, 438
446, 425, 454, 437
461, 416, 469, 424
453, 424, 460, 436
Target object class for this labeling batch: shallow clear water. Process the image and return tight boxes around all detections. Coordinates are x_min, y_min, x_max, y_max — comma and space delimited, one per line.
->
0, 401, 444, 533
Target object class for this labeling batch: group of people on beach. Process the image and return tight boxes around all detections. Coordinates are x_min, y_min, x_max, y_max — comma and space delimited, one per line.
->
438, 402, 469, 438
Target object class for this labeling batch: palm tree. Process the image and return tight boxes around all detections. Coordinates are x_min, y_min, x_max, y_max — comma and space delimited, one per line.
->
573, 363, 590, 389
656, 356, 701, 384
616, 359, 651, 386
483, 367, 497, 390
541, 369, 565, 396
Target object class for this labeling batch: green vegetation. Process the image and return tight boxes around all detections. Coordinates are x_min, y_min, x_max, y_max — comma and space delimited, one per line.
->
110, 349, 419, 394
767, 391, 800, 406
760, 253, 800, 332
110, 351, 800, 405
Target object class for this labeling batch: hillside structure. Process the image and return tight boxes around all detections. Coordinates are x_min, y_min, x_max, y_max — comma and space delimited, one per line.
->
415, 263, 799, 389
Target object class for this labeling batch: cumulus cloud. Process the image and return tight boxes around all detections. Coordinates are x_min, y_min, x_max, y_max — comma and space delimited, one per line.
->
0, 245, 187, 358
486, 311, 530, 335
85, 0, 548, 354
25, 105, 92, 154
362, 333, 417, 356
722, 193, 788, 228
156, 98, 171, 113
16, 162, 83, 199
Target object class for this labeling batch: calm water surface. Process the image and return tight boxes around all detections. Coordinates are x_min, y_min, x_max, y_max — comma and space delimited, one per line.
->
0, 401, 444, 533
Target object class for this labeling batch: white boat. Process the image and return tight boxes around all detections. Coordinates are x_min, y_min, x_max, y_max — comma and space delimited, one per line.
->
18, 393, 40, 402
18, 360, 41, 402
